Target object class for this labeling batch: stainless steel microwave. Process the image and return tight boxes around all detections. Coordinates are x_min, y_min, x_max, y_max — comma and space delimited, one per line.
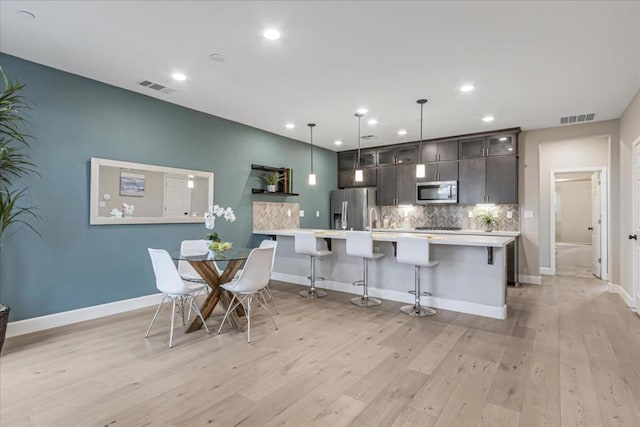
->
416, 181, 458, 204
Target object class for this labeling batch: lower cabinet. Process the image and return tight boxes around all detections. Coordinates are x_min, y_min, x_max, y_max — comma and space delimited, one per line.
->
376, 165, 416, 205
459, 156, 517, 204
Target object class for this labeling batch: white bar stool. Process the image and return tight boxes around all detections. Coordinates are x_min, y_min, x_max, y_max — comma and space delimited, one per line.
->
294, 231, 332, 298
346, 231, 385, 306
396, 236, 438, 316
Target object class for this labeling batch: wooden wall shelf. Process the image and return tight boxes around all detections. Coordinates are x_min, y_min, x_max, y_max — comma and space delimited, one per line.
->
251, 189, 299, 196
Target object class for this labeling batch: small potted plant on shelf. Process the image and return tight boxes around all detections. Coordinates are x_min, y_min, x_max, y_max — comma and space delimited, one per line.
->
476, 210, 498, 232
261, 172, 282, 192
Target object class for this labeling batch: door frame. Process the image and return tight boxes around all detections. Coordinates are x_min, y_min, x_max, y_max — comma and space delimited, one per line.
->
632, 136, 640, 310
549, 166, 608, 280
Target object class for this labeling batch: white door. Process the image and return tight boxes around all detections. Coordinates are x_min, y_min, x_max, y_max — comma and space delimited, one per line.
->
633, 141, 640, 310
164, 175, 191, 217
591, 172, 601, 278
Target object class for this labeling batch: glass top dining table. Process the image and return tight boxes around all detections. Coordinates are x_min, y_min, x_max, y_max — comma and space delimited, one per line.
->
171, 247, 252, 333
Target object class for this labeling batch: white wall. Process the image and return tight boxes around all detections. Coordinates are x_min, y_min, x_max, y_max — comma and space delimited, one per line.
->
539, 136, 608, 271
619, 89, 640, 301
555, 178, 592, 244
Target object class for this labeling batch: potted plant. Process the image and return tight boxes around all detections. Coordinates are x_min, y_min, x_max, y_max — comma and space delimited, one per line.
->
0, 67, 39, 354
476, 210, 497, 232
260, 172, 282, 192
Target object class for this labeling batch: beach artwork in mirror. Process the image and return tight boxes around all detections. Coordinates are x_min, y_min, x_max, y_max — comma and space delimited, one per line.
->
90, 157, 214, 225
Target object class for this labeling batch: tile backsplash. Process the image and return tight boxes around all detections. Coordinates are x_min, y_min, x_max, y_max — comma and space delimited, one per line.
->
380, 204, 520, 231
253, 201, 300, 230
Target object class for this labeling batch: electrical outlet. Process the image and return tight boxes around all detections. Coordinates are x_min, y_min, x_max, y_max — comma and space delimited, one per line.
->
468, 210, 473, 218
316, 210, 320, 217
524, 210, 534, 219
287, 209, 291, 217
299, 210, 305, 217
99, 201, 106, 208
507, 210, 513, 219
493, 211, 499, 217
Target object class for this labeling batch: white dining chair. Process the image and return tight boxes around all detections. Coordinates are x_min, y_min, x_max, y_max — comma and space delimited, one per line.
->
146, 248, 210, 348
218, 247, 277, 343
235, 239, 279, 314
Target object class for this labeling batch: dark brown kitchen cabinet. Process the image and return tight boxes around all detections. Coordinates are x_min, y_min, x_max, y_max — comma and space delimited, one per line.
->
337, 149, 376, 188
459, 156, 517, 204
459, 133, 517, 159
376, 165, 416, 205
420, 140, 458, 163
377, 145, 418, 166
417, 161, 458, 182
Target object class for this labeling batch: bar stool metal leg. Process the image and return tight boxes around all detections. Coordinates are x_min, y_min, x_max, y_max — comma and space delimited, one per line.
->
299, 256, 327, 298
401, 266, 436, 316
351, 258, 382, 307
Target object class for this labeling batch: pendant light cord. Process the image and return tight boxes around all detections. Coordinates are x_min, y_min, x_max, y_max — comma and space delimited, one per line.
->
310, 125, 314, 173
356, 114, 362, 169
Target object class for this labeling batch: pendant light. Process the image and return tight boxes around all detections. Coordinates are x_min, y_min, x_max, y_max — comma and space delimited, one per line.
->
354, 111, 365, 182
415, 99, 428, 178
307, 123, 317, 186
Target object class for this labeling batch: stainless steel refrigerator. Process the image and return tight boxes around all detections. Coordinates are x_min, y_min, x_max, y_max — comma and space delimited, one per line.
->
330, 188, 377, 231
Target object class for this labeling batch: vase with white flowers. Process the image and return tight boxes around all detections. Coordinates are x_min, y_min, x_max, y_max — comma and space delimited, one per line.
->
204, 205, 236, 256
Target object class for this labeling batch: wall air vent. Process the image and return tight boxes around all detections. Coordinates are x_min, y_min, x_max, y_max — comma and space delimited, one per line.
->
137, 80, 175, 95
360, 135, 377, 141
560, 113, 596, 125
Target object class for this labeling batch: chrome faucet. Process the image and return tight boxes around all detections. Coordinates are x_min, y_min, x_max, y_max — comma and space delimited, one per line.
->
368, 207, 379, 231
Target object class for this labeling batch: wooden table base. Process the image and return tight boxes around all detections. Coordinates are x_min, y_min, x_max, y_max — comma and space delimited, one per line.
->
186, 259, 244, 333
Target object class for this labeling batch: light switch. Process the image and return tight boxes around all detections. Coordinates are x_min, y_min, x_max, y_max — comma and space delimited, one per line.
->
287, 209, 291, 217
299, 210, 305, 217
316, 210, 320, 217
507, 210, 513, 219
468, 210, 473, 218
524, 210, 534, 219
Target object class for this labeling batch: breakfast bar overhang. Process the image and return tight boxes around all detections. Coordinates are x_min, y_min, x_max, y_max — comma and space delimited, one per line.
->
254, 229, 517, 319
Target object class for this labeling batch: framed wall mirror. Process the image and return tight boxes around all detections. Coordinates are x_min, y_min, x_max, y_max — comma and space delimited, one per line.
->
90, 157, 214, 225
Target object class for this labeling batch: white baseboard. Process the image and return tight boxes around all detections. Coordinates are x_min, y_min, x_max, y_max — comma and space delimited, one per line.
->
608, 283, 634, 308
540, 267, 555, 276
272, 272, 507, 320
6, 293, 164, 339
518, 275, 542, 285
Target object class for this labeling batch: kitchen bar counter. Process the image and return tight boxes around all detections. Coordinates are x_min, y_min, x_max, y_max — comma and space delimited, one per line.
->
254, 228, 516, 319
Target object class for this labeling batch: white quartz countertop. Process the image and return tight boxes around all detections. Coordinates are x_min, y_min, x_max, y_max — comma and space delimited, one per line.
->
253, 229, 515, 247
372, 228, 520, 237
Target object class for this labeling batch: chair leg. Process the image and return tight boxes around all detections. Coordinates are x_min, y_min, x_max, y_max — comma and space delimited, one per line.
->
189, 295, 210, 334
218, 294, 245, 334
401, 266, 435, 317
179, 296, 187, 326
145, 295, 168, 338
299, 256, 327, 298
169, 298, 177, 348
351, 258, 382, 307
246, 295, 253, 343
257, 291, 278, 331
263, 286, 279, 315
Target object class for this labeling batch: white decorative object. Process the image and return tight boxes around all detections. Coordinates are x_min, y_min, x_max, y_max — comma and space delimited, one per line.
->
267, 184, 277, 192
122, 203, 135, 217
204, 205, 236, 231
110, 208, 123, 218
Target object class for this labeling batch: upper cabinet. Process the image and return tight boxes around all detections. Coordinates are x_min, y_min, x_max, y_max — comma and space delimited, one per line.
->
459, 156, 518, 204
337, 149, 376, 188
377, 145, 418, 166
420, 140, 458, 163
459, 133, 517, 159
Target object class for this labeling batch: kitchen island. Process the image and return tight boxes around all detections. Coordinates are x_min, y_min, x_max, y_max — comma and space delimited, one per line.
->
254, 229, 518, 319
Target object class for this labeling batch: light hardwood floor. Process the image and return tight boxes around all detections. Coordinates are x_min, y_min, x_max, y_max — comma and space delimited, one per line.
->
1, 275, 639, 427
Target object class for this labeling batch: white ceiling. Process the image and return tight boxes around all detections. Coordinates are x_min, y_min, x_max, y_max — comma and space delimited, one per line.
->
1, 1, 639, 151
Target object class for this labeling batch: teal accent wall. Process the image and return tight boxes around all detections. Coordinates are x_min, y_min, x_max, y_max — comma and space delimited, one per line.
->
0, 54, 337, 321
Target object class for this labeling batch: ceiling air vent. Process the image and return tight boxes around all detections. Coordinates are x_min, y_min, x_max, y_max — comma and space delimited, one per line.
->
360, 135, 377, 141
137, 80, 176, 95
560, 113, 596, 125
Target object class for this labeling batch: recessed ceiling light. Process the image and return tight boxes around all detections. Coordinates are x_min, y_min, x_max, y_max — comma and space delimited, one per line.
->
263, 28, 281, 40
17, 10, 35, 19
499, 137, 508, 141
285, 123, 295, 129
368, 119, 378, 126
356, 108, 368, 115
209, 53, 226, 62
460, 84, 475, 93
397, 129, 408, 136
482, 116, 495, 123
334, 140, 343, 146
171, 73, 186, 81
